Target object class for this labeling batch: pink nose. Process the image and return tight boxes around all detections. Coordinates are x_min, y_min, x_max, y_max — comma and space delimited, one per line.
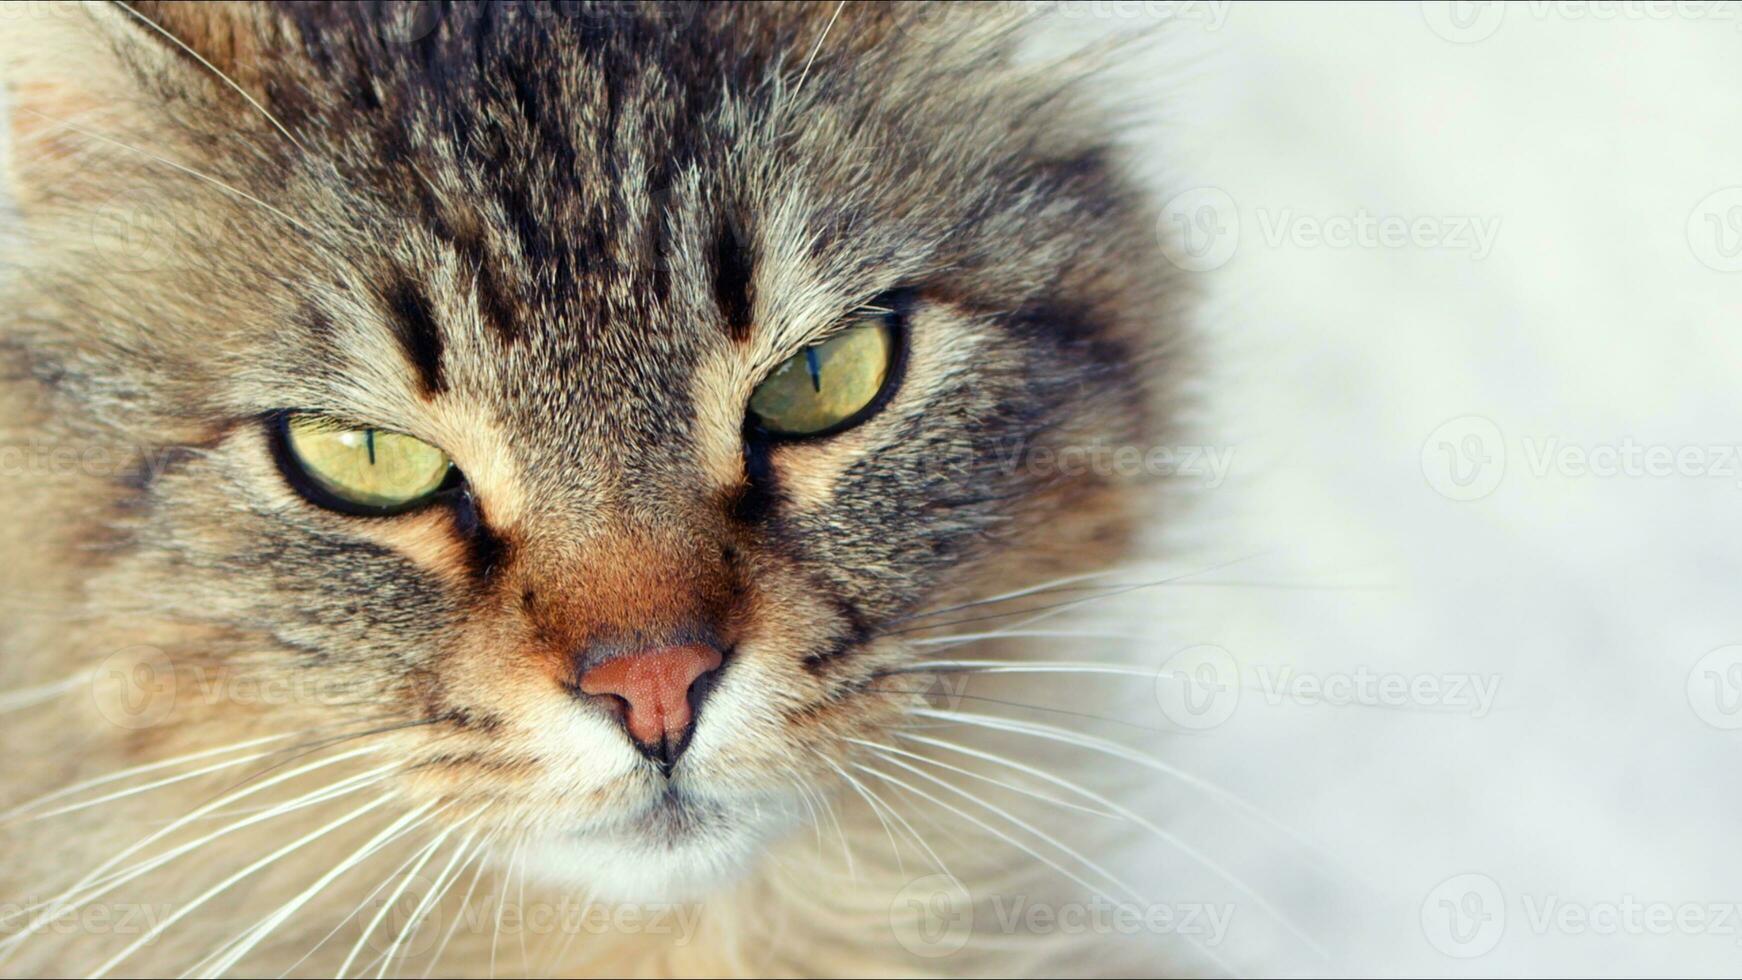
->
578, 645, 724, 762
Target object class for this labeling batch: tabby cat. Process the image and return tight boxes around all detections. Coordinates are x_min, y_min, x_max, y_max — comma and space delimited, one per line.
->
0, 2, 1189, 975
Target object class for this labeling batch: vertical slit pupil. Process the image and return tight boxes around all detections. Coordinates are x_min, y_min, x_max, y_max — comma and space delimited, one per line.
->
805, 347, 823, 392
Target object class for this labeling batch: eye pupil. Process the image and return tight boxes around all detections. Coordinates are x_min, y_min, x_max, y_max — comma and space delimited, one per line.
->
747, 318, 898, 438
805, 346, 823, 392
279, 414, 456, 515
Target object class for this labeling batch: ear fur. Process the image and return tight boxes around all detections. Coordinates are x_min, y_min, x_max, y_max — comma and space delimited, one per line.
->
0, 1, 269, 208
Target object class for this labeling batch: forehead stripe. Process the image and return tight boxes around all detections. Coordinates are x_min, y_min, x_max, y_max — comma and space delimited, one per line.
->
384, 277, 447, 397
712, 218, 755, 343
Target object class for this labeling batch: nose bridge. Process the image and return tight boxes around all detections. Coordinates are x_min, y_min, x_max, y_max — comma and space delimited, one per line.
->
519, 512, 729, 656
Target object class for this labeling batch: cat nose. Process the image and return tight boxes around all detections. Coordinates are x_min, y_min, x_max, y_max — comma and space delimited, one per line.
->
576, 644, 724, 773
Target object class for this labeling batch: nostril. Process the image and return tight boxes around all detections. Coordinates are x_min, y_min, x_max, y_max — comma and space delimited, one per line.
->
574, 644, 724, 766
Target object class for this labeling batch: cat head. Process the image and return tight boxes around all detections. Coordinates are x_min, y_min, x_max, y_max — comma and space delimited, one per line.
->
0, 1, 1181, 900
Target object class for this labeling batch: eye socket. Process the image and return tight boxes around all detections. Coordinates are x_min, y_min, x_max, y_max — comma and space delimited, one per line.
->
276, 413, 457, 515
747, 315, 900, 439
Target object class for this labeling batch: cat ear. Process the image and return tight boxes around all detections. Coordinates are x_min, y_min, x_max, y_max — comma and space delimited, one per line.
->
0, 1, 275, 207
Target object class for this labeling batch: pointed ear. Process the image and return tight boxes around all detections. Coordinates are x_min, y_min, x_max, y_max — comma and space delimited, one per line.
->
0, 1, 275, 208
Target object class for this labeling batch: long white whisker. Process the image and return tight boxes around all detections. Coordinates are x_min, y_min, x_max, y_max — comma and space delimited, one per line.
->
0, 749, 390, 958
14, 107, 320, 238
854, 759, 1236, 976
197, 798, 446, 978
14, 767, 397, 967
845, 736, 1118, 820
897, 568, 1125, 626
336, 804, 461, 979
377, 819, 486, 979
910, 631, 1145, 648
1, 733, 295, 820
88, 793, 402, 978
0, 672, 90, 715
892, 553, 1266, 637
816, 755, 906, 876
421, 828, 500, 980
112, 3, 310, 154
23, 749, 284, 822
791, 1, 847, 97
905, 716, 1337, 958
363, 813, 477, 979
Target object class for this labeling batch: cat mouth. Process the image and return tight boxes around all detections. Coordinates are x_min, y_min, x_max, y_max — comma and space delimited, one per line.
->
623, 786, 718, 841
569, 785, 726, 847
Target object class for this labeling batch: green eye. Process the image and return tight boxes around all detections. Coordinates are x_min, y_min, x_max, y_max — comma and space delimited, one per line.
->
279, 414, 455, 514
748, 318, 898, 437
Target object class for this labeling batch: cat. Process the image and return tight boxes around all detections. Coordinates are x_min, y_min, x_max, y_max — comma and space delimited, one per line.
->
0, 2, 1190, 975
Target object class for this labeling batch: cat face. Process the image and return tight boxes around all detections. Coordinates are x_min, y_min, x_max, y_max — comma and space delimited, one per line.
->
2, 2, 1178, 900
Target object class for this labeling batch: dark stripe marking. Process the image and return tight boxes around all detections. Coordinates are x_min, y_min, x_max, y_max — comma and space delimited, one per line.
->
712, 216, 755, 343
385, 278, 447, 397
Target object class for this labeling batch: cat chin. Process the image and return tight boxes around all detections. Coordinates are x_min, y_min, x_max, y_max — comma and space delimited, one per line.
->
519, 793, 794, 903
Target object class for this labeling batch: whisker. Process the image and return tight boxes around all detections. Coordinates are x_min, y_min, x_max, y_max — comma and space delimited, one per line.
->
0, 672, 90, 715
844, 736, 1119, 820
20, 748, 285, 823
853, 758, 1236, 975
791, 0, 847, 97
14, 106, 321, 238
0, 732, 296, 821
421, 827, 501, 980
113, 3, 310, 154
341, 805, 468, 979
88, 792, 404, 978
381, 820, 489, 980
884, 553, 1267, 637
0, 748, 391, 958
910, 629, 1145, 648
200, 799, 453, 978
8, 767, 398, 965
866, 682, 1176, 734
815, 755, 907, 876
909, 711, 1345, 957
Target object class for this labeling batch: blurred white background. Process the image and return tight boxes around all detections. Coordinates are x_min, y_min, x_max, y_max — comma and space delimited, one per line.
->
1048, 1, 1742, 974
